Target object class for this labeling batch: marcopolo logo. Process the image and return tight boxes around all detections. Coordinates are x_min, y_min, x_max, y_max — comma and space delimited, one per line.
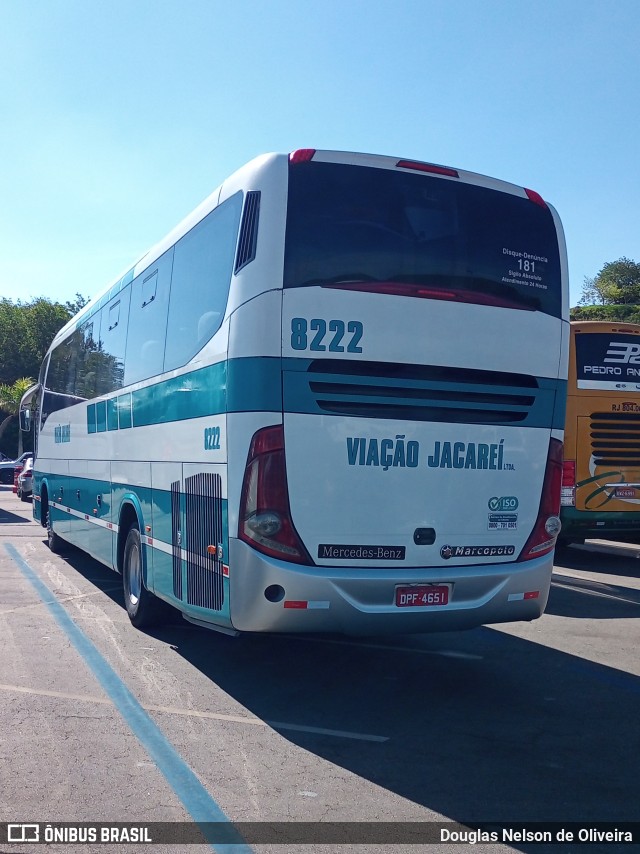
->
440, 544, 516, 560
488, 496, 519, 512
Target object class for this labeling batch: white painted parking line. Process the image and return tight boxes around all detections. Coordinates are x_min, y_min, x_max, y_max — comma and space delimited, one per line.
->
0, 586, 123, 615
551, 578, 640, 607
570, 540, 640, 556
266, 720, 388, 742
0, 682, 389, 742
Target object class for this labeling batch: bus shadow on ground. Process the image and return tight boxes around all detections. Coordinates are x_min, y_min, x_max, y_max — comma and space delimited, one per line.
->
168, 619, 640, 852
556, 540, 640, 570
550, 542, 640, 618
548, 574, 640, 619
0, 506, 34, 524
61, 547, 640, 854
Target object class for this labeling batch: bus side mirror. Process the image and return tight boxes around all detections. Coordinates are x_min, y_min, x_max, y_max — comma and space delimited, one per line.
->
19, 408, 31, 432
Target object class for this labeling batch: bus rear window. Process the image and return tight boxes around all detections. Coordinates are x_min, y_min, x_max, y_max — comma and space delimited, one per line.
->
284, 161, 561, 317
575, 332, 640, 387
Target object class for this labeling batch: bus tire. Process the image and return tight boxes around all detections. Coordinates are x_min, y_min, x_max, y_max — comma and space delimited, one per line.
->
47, 510, 66, 554
122, 524, 169, 628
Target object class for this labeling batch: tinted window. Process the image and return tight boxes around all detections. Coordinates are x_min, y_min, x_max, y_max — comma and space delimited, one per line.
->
125, 249, 173, 386
74, 315, 105, 399
42, 336, 83, 423
575, 332, 640, 388
284, 162, 562, 317
96, 288, 129, 394
46, 336, 74, 396
164, 192, 242, 371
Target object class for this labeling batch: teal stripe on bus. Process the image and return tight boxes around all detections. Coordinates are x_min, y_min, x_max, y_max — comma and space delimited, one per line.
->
78, 357, 566, 432
131, 358, 283, 426
36, 472, 231, 621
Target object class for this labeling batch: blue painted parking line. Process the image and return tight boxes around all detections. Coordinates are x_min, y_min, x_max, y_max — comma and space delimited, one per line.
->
5, 543, 253, 854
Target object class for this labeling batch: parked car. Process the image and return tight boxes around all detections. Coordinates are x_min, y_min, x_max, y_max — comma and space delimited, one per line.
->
12, 456, 31, 493
16, 457, 34, 501
0, 452, 33, 484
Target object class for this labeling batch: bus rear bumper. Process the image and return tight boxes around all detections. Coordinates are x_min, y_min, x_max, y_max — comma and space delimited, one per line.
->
225, 539, 553, 635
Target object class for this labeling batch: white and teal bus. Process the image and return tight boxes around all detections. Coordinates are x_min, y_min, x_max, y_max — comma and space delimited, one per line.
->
22, 149, 569, 636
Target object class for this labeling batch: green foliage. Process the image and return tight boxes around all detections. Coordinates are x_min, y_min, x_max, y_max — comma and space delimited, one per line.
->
0, 296, 85, 386
579, 257, 640, 307
64, 293, 90, 317
570, 304, 640, 323
0, 377, 36, 457
0, 377, 36, 412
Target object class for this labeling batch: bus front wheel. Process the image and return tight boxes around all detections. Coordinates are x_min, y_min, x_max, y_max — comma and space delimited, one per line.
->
122, 525, 169, 628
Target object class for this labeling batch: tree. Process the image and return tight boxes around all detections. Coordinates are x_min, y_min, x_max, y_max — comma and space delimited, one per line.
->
579, 257, 640, 306
570, 304, 640, 323
579, 276, 605, 306
0, 296, 85, 385
65, 293, 90, 316
0, 377, 35, 457
0, 295, 89, 456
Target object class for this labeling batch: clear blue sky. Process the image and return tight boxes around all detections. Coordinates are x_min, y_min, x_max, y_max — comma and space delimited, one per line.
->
1, 0, 638, 310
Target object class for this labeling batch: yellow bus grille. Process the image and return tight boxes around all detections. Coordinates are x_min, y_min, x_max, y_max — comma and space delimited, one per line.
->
590, 412, 640, 467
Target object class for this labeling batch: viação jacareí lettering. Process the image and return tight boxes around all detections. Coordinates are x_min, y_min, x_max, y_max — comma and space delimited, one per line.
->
346, 437, 509, 470
346, 436, 419, 470
427, 439, 505, 470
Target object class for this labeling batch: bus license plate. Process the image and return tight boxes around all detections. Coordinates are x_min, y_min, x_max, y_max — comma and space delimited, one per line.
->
615, 487, 636, 499
395, 584, 450, 607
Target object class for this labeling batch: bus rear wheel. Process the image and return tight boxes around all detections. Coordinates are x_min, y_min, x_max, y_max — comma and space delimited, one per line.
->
122, 524, 170, 628
47, 510, 66, 554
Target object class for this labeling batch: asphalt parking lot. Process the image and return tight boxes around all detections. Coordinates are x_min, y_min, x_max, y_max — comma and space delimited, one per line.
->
1, 485, 639, 853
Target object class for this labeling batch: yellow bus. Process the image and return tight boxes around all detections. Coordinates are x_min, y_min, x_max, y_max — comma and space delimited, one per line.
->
561, 320, 640, 543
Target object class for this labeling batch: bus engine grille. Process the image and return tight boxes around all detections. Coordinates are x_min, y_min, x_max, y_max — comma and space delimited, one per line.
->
590, 412, 640, 467
286, 359, 549, 426
171, 473, 224, 610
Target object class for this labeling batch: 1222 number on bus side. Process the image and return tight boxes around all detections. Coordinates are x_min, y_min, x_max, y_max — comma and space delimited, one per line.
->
395, 584, 451, 607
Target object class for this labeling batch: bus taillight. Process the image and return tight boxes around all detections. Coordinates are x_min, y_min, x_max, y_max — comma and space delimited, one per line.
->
396, 159, 459, 178
518, 439, 563, 561
525, 188, 548, 208
289, 149, 316, 163
561, 459, 576, 507
239, 425, 313, 564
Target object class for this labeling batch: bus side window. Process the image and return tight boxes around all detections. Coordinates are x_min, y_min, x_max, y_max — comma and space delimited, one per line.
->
42, 336, 79, 424
164, 191, 242, 371
197, 311, 221, 347
74, 316, 102, 400
97, 289, 130, 395
124, 250, 173, 386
